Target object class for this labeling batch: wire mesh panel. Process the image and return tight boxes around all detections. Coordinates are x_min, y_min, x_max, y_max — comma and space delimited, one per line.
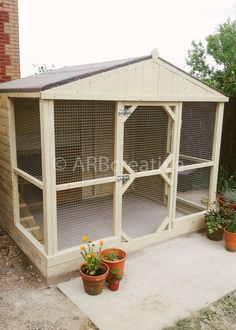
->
176, 167, 211, 217
179, 102, 216, 164
54, 100, 115, 185
124, 106, 169, 172
18, 177, 44, 244
57, 183, 114, 250
14, 99, 42, 179
122, 175, 170, 238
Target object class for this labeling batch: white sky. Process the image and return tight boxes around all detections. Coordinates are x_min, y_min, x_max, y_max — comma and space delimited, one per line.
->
18, 0, 236, 77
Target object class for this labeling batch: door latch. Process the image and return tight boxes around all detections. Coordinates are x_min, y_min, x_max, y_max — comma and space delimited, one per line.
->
116, 175, 130, 183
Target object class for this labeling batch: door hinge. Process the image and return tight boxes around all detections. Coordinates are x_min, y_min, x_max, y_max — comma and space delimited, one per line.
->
117, 175, 130, 183
118, 108, 131, 116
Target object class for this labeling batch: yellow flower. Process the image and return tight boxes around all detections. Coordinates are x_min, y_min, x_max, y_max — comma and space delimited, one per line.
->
80, 246, 85, 251
82, 236, 89, 242
87, 253, 92, 259
99, 240, 104, 246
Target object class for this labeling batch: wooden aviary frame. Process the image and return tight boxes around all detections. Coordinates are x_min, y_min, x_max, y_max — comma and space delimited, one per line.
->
0, 50, 228, 283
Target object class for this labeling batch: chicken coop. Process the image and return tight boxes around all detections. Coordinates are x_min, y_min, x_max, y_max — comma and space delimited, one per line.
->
0, 50, 228, 283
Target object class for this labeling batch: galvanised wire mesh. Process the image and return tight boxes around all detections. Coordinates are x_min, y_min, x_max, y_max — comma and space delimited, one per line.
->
54, 100, 115, 185
122, 175, 169, 238
179, 102, 216, 164
124, 106, 169, 172
176, 167, 211, 216
14, 99, 42, 179
18, 178, 44, 244
56, 183, 114, 250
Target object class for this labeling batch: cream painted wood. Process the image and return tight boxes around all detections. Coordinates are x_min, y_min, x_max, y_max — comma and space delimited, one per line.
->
41, 58, 228, 102
113, 102, 124, 238
122, 161, 135, 174
56, 176, 117, 191
121, 230, 132, 242
123, 213, 205, 253
47, 236, 120, 268
122, 174, 135, 194
121, 102, 176, 240
40, 100, 57, 256
169, 103, 182, 229
173, 210, 206, 224
8, 98, 20, 224
209, 103, 225, 202
176, 197, 205, 211
178, 161, 214, 172
179, 154, 210, 163
163, 105, 176, 121
123, 105, 137, 122
14, 168, 43, 190
3, 93, 41, 98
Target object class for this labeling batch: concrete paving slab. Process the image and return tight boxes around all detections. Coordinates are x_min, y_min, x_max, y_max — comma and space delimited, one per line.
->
58, 233, 236, 330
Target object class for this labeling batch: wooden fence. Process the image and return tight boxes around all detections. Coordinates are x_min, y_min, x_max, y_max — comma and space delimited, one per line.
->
220, 97, 236, 173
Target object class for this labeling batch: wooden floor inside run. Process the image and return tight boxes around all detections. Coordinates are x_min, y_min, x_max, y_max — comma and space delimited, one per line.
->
30, 192, 184, 251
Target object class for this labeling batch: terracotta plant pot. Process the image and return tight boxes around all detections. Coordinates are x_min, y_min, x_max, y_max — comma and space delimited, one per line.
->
79, 262, 109, 295
217, 196, 236, 211
206, 228, 224, 241
100, 248, 127, 282
108, 280, 120, 291
224, 229, 236, 252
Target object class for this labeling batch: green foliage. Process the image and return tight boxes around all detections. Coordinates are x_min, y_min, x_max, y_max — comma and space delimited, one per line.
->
186, 19, 236, 96
226, 213, 236, 233
33, 64, 55, 74
204, 203, 233, 234
80, 237, 104, 276
223, 189, 236, 203
217, 166, 236, 193
104, 250, 121, 261
109, 268, 123, 281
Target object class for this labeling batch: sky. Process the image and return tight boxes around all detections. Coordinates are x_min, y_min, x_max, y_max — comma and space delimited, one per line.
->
18, 0, 236, 77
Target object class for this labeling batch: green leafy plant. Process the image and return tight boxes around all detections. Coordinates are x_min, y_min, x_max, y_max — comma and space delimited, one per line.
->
226, 213, 236, 233
204, 203, 233, 234
80, 236, 104, 276
205, 208, 224, 234
186, 19, 236, 96
104, 250, 122, 261
109, 268, 123, 282
217, 166, 236, 194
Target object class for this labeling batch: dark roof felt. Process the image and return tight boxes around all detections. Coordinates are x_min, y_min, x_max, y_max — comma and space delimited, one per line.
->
0, 55, 151, 93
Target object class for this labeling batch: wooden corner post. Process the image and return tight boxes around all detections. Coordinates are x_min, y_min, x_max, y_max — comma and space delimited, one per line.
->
40, 99, 57, 256
113, 101, 124, 238
209, 102, 225, 202
169, 102, 182, 228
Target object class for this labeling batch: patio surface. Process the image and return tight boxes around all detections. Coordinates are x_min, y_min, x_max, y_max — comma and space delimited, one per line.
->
58, 232, 236, 330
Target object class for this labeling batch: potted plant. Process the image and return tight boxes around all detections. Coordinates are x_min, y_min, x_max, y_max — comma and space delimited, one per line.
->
204, 203, 232, 241
217, 168, 236, 211
79, 236, 109, 295
218, 188, 236, 210
224, 213, 236, 252
108, 268, 123, 291
100, 248, 127, 281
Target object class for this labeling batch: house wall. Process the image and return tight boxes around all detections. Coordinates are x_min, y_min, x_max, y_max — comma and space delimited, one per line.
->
0, 0, 20, 82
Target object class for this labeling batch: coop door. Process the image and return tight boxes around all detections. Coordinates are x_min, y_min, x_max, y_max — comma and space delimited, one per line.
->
120, 104, 176, 241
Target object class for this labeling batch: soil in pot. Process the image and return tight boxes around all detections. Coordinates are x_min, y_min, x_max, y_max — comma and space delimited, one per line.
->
100, 248, 127, 282
206, 228, 224, 241
79, 262, 109, 295
224, 229, 236, 252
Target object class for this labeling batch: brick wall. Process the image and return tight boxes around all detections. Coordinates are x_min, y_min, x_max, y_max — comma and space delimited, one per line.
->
0, 0, 20, 82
